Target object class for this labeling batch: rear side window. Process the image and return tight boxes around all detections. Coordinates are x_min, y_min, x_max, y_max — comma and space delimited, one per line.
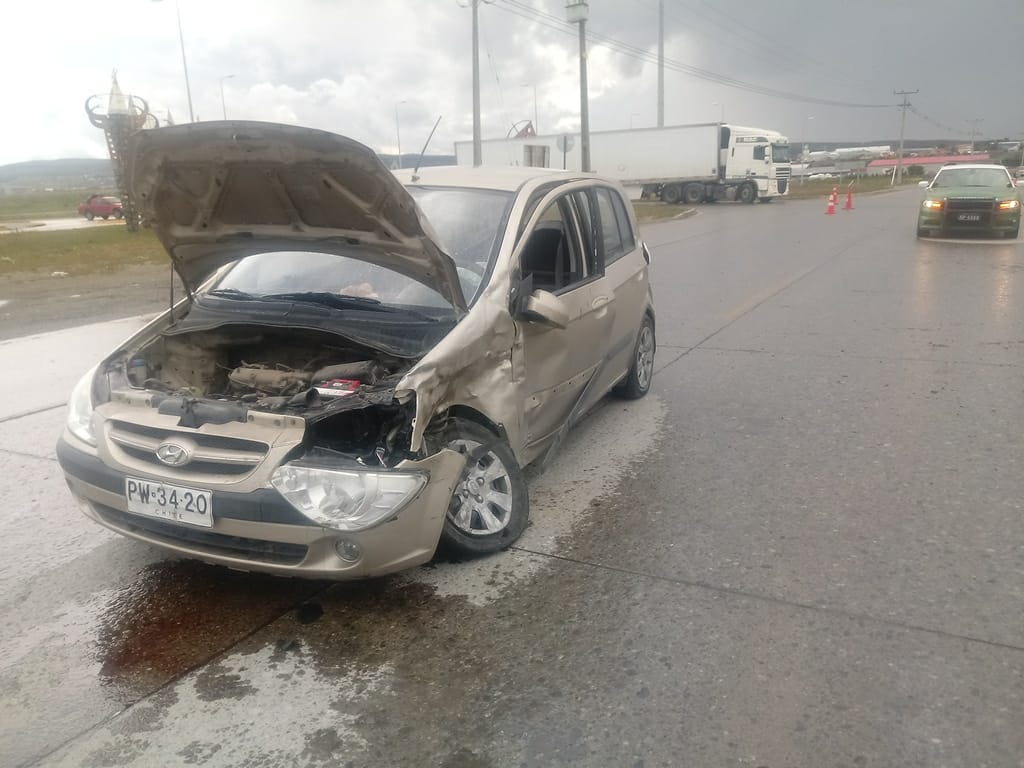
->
595, 187, 636, 265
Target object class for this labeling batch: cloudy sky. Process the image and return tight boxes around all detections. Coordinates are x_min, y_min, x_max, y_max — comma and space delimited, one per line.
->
3, 0, 1023, 166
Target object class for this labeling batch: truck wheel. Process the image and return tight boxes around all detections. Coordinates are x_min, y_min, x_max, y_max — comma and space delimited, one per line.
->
662, 184, 682, 205
682, 183, 703, 205
738, 183, 756, 204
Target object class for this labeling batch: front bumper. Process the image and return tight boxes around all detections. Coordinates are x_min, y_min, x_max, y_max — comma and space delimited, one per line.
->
918, 208, 1020, 235
57, 433, 466, 580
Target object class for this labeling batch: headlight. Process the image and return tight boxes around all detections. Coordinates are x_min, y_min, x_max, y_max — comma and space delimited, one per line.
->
66, 366, 98, 446
922, 199, 944, 210
271, 464, 427, 531
997, 199, 1020, 210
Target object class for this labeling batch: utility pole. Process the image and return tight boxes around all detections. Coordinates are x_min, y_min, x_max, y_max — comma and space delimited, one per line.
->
472, 0, 482, 166
967, 118, 984, 153
893, 89, 917, 185
567, 1, 591, 172
657, 0, 664, 127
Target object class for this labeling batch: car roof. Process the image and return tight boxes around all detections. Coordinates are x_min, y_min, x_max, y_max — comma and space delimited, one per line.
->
937, 163, 1010, 172
393, 165, 601, 193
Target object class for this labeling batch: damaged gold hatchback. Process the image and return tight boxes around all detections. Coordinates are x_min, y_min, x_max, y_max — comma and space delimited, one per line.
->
56, 121, 655, 579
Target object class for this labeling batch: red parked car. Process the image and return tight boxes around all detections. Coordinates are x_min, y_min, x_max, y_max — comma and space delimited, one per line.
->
77, 194, 123, 220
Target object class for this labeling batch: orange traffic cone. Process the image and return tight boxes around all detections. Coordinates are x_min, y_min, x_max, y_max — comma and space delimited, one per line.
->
825, 187, 837, 215
843, 186, 854, 211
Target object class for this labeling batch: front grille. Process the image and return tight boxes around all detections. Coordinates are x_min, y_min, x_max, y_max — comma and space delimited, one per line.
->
775, 167, 791, 178
778, 178, 788, 194
108, 420, 269, 477
94, 504, 309, 565
946, 198, 995, 212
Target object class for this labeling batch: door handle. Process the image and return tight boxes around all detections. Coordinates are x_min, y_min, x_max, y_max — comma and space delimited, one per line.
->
591, 295, 612, 309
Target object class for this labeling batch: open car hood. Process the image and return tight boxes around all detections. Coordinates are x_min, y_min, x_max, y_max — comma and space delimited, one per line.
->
126, 121, 466, 309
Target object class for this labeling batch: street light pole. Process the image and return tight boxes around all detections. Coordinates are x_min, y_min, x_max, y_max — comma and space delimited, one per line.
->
800, 116, 814, 184
152, 0, 195, 122
219, 74, 234, 120
522, 83, 538, 134
395, 101, 407, 169
566, 1, 591, 172
174, 0, 194, 122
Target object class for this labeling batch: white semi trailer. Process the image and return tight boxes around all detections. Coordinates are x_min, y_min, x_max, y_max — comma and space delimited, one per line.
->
455, 123, 792, 204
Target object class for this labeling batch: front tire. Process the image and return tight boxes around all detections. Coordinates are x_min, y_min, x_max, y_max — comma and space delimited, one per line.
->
113, 209, 124, 219
84, 211, 94, 221
436, 418, 529, 556
737, 183, 756, 204
614, 315, 656, 400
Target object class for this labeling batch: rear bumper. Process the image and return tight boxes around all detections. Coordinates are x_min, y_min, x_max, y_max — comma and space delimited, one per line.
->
57, 434, 465, 580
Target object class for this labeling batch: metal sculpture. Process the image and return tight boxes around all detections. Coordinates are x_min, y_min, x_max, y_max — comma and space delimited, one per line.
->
85, 72, 159, 231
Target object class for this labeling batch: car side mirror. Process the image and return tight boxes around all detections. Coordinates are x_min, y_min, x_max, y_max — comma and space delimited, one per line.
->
520, 289, 569, 329
917, 180, 929, 188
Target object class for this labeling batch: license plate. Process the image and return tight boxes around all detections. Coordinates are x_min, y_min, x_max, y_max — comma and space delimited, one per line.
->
957, 213, 981, 222
125, 478, 213, 527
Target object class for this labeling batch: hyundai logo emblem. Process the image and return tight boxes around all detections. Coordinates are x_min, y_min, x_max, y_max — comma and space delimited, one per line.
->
155, 442, 191, 467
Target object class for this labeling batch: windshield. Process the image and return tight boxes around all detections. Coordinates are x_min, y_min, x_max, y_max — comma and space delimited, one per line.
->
407, 186, 513, 300
211, 250, 455, 312
771, 143, 790, 163
931, 167, 1012, 188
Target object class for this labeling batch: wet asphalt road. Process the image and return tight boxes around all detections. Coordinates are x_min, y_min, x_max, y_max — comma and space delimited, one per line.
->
1, 188, 1022, 767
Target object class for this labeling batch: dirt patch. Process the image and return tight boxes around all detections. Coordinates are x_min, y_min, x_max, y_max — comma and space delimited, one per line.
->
0, 263, 182, 340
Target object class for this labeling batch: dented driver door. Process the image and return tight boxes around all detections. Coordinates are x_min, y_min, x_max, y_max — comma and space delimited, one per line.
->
515, 189, 615, 454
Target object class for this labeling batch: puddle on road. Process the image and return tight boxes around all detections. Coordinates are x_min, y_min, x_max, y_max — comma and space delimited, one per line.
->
95, 560, 326, 700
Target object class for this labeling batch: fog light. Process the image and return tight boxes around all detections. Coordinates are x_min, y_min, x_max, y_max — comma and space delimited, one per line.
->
335, 539, 362, 563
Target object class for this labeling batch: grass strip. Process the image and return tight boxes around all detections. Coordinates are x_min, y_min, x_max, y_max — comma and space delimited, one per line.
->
0, 226, 165, 277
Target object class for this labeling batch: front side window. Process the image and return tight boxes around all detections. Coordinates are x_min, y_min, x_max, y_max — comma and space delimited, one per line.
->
519, 197, 586, 293
753, 146, 767, 161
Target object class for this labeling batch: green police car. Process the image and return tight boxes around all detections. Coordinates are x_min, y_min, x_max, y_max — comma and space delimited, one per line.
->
917, 163, 1021, 239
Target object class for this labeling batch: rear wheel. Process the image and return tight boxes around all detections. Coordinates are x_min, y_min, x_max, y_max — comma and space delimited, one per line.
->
682, 183, 703, 205
737, 183, 756, 204
661, 184, 682, 205
436, 419, 529, 556
614, 314, 656, 400
114, 209, 123, 219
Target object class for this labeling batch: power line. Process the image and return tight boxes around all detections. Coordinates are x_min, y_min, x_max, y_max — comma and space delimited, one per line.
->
494, 0, 893, 109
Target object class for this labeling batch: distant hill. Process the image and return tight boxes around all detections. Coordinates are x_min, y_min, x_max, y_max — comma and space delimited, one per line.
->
0, 158, 114, 191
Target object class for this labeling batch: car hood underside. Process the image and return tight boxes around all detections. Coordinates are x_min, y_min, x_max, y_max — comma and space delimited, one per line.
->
126, 120, 466, 310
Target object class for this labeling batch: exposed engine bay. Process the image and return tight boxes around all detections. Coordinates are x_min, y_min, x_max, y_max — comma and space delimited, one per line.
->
107, 325, 427, 464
